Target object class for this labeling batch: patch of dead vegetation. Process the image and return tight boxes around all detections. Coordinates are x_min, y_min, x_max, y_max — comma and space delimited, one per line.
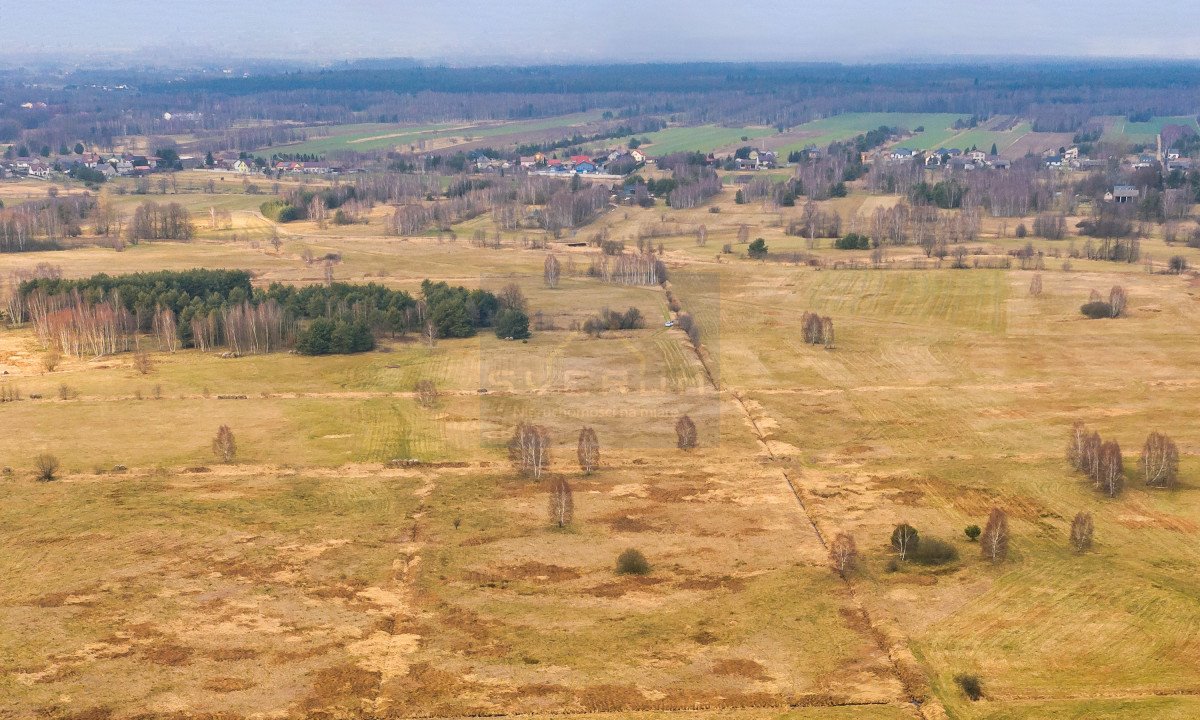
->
301, 662, 381, 712
202, 646, 260, 661
711, 657, 771, 681
586, 575, 665, 598
673, 574, 746, 592
142, 642, 193, 666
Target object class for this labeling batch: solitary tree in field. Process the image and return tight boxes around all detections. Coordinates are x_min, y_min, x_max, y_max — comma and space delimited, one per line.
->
1108, 285, 1127, 318
1069, 511, 1094, 553
34, 453, 60, 482
213, 425, 236, 463
675, 415, 698, 451
1029, 274, 1043, 297
1097, 440, 1124, 498
414, 379, 438, 409
822, 316, 835, 349
829, 532, 858, 577
548, 476, 574, 528
543, 254, 561, 289
508, 421, 551, 479
891, 523, 920, 562
1140, 431, 1179, 489
981, 508, 1009, 563
577, 427, 599, 475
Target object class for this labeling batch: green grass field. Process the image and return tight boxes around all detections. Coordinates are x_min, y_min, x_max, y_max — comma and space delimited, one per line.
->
607, 125, 777, 156
1102, 115, 1200, 145
255, 112, 609, 156
778, 113, 968, 155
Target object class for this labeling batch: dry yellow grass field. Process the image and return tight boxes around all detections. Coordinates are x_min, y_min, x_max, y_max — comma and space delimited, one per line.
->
2, 176, 1200, 720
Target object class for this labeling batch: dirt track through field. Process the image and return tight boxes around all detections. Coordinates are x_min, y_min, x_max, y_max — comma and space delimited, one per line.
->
663, 280, 938, 720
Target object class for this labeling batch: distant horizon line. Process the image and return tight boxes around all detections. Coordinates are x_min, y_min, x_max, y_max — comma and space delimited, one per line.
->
3, 51, 1200, 72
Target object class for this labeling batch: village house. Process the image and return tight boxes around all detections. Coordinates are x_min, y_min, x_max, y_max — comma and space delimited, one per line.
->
1106, 185, 1140, 204
629, 148, 648, 163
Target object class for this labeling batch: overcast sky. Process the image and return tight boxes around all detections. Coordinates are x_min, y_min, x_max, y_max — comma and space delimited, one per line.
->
2, 0, 1199, 64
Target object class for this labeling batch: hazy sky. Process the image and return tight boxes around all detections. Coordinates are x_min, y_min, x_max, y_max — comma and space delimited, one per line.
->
2, 0, 1199, 64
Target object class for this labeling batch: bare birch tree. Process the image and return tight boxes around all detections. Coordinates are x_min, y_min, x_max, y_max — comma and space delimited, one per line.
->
213, 425, 236, 463
508, 422, 551, 479
1029, 274, 1043, 297
577, 426, 599, 474
891, 523, 919, 562
1097, 440, 1124, 498
829, 532, 858, 577
1069, 511, 1094, 553
981, 508, 1009, 563
544, 254, 561, 289
548, 476, 574, 528
1140, 431, 1179, 489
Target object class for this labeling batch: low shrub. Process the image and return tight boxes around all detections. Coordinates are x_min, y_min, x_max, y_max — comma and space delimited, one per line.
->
910, 536, 958, 565
964, 524, 981, 541
1080, 301, 1113, 319
616, 548, 650, 575
955, 673, 983, 701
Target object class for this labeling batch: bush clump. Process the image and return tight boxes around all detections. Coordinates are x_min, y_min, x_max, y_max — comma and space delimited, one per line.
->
260, 199, 303, 223
1080, 301, 1113, 319
910, 536, 959, 565
834, 232, 871, 250
955, 673, 983, 701
616, 548, 650, 575
964, 524, 981, 541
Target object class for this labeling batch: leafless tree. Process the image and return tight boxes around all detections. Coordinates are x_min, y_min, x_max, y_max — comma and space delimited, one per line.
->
34, 453, 60, 481
213, 425, 236, 463
981, 508, 1009, 563
577, 427, 599, 474
1029, 274, 1043, 297
414, 379, 438, 409
544, 254, 561, 289
891, 523, 919, 562
1081, 430, 1102, 480
498, 283, 528, 312
1066, 421, 1087, 470
423, 318, 438, 348
548, 476, 574, 528
736, 224, 750, 245
42, 348, 61, 373
1097, 440, 1124, 497
1108, 285, 1127, 318
1140, 431, 1178, 489
822, 316, 835, 349
1069, 511, 1094, 553
695, 224, 708, 246
508, 422, 551, 479
133, 351, 153, 375
675, 415, 698, 450
829, 532, 858, 577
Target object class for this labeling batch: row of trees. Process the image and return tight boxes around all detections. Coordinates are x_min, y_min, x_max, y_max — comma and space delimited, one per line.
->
1068, 423, 1180, 496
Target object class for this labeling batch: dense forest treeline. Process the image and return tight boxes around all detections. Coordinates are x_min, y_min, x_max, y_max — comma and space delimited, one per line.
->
12, 270, 507, 357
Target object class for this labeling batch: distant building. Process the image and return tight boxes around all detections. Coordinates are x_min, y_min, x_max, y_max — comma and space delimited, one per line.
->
1107, 185, 1140, 204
